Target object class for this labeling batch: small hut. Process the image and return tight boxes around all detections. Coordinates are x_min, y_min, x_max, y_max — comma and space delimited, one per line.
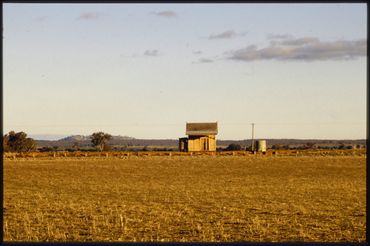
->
179, 122, 218, 152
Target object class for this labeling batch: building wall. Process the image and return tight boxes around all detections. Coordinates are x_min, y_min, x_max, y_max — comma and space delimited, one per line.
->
188, 135, 216, 151
188, 136, 200, 151
179, 138, 188, 152
208, 135, 216, 151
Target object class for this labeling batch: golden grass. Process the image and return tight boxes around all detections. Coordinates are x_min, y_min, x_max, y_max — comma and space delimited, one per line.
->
3, 155, 366, 242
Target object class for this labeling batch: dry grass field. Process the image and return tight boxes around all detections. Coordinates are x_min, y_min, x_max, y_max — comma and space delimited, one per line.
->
3, 152, 366, 242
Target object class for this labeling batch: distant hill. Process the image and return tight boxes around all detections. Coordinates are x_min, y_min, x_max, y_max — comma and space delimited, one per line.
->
29, 134, 68, 141
217, 139, 366, 147
36, 135, 136, 149
59, 135, 91, 142
34, 135, 366, 150
59, 135, 135, 142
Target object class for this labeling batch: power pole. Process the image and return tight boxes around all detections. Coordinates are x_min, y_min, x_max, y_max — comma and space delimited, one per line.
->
251, 123, 255, 152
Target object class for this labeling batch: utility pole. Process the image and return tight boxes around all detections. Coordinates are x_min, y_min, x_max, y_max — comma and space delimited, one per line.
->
251, 123, 255, 152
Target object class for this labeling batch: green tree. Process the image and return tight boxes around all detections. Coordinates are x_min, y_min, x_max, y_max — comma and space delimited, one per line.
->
5, 131, 37, 153
91, 132, 112, 151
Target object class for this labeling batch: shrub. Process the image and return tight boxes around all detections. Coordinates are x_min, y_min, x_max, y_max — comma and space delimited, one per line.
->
226, 144, 242, 151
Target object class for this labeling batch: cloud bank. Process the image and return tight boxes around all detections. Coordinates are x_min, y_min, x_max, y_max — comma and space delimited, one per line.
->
153, 11, 177, 18
229, 36, 366, 62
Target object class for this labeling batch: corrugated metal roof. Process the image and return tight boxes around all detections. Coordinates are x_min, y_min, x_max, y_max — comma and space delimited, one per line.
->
186, 122, 218, 135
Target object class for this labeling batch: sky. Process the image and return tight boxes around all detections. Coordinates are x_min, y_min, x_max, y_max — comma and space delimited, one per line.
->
3, 3, 367, 140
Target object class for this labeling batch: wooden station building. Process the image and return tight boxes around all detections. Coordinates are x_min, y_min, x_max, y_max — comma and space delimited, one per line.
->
179, 122, 218, 152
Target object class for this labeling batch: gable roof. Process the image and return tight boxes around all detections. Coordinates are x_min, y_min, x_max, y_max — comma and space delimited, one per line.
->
186, 122, 218, 135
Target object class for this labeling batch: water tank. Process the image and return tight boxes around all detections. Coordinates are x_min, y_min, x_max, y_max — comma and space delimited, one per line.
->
256, 140, 267, 153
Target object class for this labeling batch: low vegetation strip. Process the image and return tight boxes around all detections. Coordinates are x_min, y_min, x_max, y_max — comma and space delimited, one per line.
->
3, 149, 366, 159
3, 155, 366, 242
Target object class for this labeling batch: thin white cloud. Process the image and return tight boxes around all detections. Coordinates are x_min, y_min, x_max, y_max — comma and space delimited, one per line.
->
77, 12, 101, 20
267, 33, 293, 40
144, 50, 159, 56
278, 37, 320, 46
208, 30, 246, 40
193, 51, 203, 55
153, 11, 177, 18
197, 58, 214, 63
229, 36, 366, 62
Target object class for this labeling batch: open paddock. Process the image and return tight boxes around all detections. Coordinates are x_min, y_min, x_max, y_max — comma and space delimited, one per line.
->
3, 154, 366, 242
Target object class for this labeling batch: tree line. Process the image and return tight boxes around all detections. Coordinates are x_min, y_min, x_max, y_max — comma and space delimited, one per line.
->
3, 131, 112, 153
3, 131, 364, 153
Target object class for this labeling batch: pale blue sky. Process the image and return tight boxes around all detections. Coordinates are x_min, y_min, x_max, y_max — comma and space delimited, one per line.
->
3, 3, 367, 140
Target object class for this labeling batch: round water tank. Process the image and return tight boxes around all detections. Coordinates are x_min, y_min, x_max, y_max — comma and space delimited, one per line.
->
256, 140, 267, 152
